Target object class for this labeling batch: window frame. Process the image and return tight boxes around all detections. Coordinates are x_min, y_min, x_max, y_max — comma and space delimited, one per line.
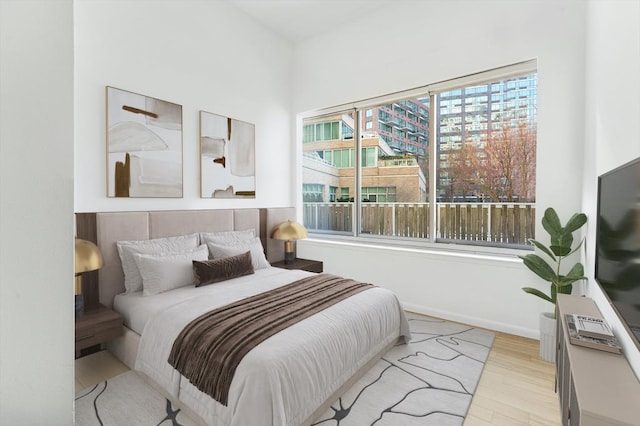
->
298, 60, 537, 257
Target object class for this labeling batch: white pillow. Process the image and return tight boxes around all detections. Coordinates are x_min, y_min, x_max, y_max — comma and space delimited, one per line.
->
117, 233, 199, 293
206, 237, 270, 270
134, 245, 209, 296
199, 229, 255, 245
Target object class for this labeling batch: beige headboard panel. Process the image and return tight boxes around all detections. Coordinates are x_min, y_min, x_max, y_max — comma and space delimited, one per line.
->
95, 209, 262, 308
262, 207, 296, 263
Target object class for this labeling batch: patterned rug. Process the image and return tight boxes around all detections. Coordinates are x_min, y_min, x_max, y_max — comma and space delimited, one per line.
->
75, 314, 494, 425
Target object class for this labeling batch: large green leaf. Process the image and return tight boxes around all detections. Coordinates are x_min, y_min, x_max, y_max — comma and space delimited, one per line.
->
565, 262, 585, 278
542, 208, 562, 238
545, 209, 587, 256
521, 254, 557, 282
550, 242, 572, 257
528, 239, 556, 262
522, 287, 553, 303
557, 283, 573, 295
556, 264, 586, 286
564, 213, 587, 233
548, 218, 572, 255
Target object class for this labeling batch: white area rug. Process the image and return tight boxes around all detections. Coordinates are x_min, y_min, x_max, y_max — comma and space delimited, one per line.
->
75, 314, 494, 425
75, 371, 197, 426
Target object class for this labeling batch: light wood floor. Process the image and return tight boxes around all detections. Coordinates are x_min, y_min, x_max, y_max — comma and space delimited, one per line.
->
464, 331, 561, 425
75, 323, 561, 425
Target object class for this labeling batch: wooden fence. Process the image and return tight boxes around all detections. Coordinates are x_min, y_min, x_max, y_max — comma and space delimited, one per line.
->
302, 202, 535, 245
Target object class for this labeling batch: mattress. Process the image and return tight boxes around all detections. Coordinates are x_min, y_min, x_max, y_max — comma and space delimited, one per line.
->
125, 266, 410, 425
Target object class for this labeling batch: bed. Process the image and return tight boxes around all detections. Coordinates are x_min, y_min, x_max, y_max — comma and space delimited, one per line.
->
80, 208, 410, 425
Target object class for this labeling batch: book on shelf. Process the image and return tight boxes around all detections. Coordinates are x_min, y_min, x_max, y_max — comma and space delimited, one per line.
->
564, 314, 622, 354
573, 314, 615, 339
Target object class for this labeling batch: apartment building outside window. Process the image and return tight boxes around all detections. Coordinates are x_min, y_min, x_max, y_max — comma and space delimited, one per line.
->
301, 61, 537, 251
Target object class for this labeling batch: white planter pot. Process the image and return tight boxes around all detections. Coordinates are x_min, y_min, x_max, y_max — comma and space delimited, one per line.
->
539, 312, 556, 363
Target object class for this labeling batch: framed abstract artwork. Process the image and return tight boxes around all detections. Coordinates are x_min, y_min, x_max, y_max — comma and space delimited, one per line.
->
106, 86, 183, 197
200, 110, 255, 198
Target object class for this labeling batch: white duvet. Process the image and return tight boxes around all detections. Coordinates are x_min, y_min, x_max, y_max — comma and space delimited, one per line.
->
134, 267, 410, 426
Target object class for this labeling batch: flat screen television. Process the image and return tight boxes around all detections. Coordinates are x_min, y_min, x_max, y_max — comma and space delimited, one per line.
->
595, 156, 640, 350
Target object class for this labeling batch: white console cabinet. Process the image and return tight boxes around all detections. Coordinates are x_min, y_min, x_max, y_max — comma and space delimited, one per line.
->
556, 294, 640, 425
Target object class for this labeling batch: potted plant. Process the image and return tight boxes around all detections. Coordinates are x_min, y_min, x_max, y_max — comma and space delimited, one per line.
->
520, 207, 587, 362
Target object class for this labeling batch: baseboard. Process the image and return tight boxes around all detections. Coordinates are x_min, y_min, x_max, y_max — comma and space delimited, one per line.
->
402, 302, 539, 340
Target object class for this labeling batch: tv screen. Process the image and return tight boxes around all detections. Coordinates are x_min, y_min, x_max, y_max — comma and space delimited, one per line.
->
595, 156, 640, 349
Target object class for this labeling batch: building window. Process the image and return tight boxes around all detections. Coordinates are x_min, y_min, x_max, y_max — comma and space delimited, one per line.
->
303, 120, 346, 142
333, 149, 353, 168
329, 186, 337, 202
340, 187, 350, 201
362, 147, 376, 167
362, 187, 396, 202
302, 184, 325, 202
300, 61, 537, 251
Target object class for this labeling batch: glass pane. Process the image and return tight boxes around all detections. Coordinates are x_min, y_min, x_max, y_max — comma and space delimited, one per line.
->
302, 112, 356, 235
303, 124, 314, 143
436, 73, 537, 247
358, 99, 430, 239
331, 121, 339, 139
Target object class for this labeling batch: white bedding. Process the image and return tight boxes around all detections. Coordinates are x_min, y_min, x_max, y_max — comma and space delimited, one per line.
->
131, 267, 410, 426
114, 267, 305, 334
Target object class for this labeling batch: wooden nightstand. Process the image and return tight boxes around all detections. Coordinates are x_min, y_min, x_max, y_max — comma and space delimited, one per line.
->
75, 304, 123, 355
271, 258, 323, 273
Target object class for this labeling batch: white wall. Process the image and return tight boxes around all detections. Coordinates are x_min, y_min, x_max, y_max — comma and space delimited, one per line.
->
6, 0, 635, 421
0, 1, 75, 423
583, 0, 640, 376
293, 0, 588, 338
74, 0, 294, 212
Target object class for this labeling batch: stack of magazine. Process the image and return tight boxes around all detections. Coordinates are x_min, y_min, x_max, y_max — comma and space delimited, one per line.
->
564, 314, 622, 354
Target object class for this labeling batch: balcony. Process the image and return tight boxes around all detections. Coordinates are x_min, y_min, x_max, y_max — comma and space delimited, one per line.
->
302, 202, 535, 246
377, 158, 418, 167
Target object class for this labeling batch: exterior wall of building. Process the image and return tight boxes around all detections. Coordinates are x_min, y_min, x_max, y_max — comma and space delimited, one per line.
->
368, 100, 430, 156
303, 129, 426, 202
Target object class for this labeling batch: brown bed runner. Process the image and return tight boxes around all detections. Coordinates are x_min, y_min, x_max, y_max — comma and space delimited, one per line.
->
168, 273, 374, 406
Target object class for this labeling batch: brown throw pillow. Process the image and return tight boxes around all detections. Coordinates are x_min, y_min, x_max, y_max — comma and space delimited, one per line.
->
192, 251, 254, 287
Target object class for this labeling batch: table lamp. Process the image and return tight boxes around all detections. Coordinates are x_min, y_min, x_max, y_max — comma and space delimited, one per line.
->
75, 238, 104, 317
271, 220, 308, 265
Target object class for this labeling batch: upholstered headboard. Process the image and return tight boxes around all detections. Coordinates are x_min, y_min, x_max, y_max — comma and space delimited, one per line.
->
76, 208, 295, 309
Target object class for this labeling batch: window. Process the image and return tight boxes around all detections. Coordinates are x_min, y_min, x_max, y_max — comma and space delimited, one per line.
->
329, 186, 337, 202
302, 184, 324, 202
302, 112, 356, 235
362, 147, 376, 167
361, 187, 396, 202
340, 187, 350, 200
302, 120, 345, 142
333, 149, 353, 168
300, 61, 537, 250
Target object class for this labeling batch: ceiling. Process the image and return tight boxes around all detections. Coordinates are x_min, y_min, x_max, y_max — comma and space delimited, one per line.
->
225, 0, 394, 43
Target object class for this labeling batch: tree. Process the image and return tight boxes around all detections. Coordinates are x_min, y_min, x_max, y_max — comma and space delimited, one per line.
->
444, 119, 536, 202
447, 142, 479, 200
